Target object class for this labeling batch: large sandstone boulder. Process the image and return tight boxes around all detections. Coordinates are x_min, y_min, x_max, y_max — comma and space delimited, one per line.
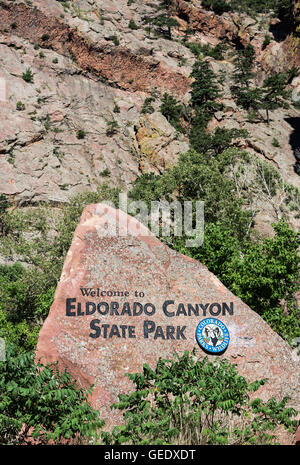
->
36, 203, 300, 434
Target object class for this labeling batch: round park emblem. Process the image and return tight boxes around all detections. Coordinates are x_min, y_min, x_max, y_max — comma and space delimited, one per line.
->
196, 318, 230, 354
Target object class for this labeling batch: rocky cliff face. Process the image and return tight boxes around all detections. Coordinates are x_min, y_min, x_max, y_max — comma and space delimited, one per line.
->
0, 0, 299, 230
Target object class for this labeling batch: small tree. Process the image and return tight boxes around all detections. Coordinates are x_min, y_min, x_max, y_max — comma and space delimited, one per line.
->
231, 44, 261, 112
144, 14, 179, 39
106, 120, 119, 136
0, 345, 104, 445
260, 73, 291, 123
22, 68, 34, 83
190, 59, 222, 119
224, 220, 300, 316
160, 93, 184, 132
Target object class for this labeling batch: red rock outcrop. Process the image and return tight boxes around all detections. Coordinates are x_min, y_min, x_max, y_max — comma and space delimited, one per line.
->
0, 1, 190, 95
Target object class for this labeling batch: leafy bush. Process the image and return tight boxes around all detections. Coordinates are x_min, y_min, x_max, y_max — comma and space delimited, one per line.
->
129, 19, 139, 30
0, 309, 39, 354
131, 148, 252, 242
187, 42, 226, 61
16, 101, 25, 111
22, 68, 34, 83
141, 97, 155, 114
76, 129, 86, 139
202, 0, 291, 18
102, 351, 297, 445
106, 120, 119, 136
201, 0, 232, 15
0, 345, 104, 444
0, 186, 119, 326
223, 221, 300, 316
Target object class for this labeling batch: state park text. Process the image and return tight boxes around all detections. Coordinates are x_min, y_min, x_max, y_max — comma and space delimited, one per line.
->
65, 291, 234, 340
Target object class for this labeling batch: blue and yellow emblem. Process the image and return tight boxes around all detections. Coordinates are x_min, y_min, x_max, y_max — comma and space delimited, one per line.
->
196, 318, 230, 354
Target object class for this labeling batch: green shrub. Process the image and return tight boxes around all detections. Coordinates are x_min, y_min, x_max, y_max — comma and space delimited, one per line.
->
100, 168, 111, 177
0, 309, 39, 353
76, 129, 86, 139
142, 97, 155, 114
16, 101, 25, 111
201, 0, 231, 15
102, 351, 297, 445
187, 42, 226, 61
0, 344, 104, 444
129, 19, 139, 30
106, 120, 119, 136
262, 34, 271, 50
160, 93, 184, 132
272, 138, 281, 147
22, 68, 34, 83
0, 194, 9, 217
112, 34, 120, 46
113, 104, 120, 113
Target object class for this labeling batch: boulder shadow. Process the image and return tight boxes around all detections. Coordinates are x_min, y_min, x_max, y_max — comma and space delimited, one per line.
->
269, 20, 291, 42
285, 117, 300, 175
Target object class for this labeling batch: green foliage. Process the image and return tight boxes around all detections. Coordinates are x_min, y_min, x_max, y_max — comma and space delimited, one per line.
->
160, 93, 184, 132
0, 263, 35, 323
231, 45, 261, 112
112, 34, 120, 46
260, 73, 291, 123
130, 150, 300, 343
272, 138, 281, 147
16, 101, 25, 111
0, 310, 39, 354
0, 186, 119, 327
201, 0, 231, 16
141, 97, 155, 114
262, 34, 271, 50
100, 168, 111, 177
102, 351, 297, 445
106, 120, 119, 136
22, 68, 34, 83
113, 104, 120, 113
0, 194, 9, 237
131, 149, 252, 241
231, 45, 294, 121
190, 126, 248, 156
76, 129, 86, 139
129, 19, 139, 30
202, 0, 292, 18
187, 42, 226, 61
0, 194, 9, 217
223, 220, 300, 316
0, 344, 104, 444
144, 14, 179, 39
190, 59, 222, 118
